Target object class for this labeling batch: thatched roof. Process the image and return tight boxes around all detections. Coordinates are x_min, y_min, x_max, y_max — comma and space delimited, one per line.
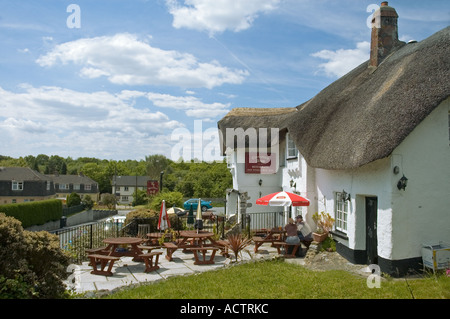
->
287, 26, 450, 169
218, 26, 450, 169
218, 107, 297, 152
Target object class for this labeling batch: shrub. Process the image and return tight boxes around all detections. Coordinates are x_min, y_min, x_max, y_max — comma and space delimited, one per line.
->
0, 213, 71, 299
66, 192, 81, 207
0, 199, 62, 228
81, 194, 94, 210
149, 191, 183, 211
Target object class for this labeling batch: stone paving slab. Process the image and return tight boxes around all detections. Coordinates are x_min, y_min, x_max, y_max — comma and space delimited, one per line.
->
65, 244, 292, 294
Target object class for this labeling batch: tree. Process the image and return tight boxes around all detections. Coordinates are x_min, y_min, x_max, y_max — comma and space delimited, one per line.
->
66, 192, 81, 207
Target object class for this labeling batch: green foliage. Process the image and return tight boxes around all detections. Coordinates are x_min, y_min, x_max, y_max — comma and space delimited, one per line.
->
0, 154, 232, 198
0, 213, 71, 299
100, 193, 116, 209
81, 194, 94, 210
0, 199, 62, 228
132, 189, 149, 206
149, 191, 184, 211
320, 236, 336, 252
66, 192, 81, 207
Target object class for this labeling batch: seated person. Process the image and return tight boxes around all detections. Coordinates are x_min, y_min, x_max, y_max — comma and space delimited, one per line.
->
285, 218, 300, 254
296, 215, 312, 241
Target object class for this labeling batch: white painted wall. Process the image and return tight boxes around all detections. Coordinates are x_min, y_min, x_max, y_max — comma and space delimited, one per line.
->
390, 98, 450, 260
311, 97, 450, 261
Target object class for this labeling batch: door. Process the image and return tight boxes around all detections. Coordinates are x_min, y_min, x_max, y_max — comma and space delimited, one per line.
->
365, 197, 378, 265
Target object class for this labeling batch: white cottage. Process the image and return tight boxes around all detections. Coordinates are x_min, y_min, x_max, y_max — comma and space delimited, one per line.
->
218, 2, 450, 276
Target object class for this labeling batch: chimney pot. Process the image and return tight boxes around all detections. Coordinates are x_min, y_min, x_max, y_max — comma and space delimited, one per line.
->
369, 2, 404, 67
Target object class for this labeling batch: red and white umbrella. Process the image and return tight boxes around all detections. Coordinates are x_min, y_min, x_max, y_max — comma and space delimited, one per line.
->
158, 200, 171, 231
256, 191, 310, 207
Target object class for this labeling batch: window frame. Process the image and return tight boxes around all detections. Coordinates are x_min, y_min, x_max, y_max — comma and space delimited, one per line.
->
335, 192, 349, 233
12, 181, 23, 191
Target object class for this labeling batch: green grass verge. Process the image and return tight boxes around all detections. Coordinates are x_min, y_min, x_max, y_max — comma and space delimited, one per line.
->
103, 260, 450, 299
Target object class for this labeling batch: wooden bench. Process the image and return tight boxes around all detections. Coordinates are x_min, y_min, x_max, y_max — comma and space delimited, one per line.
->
139, 251, 163, 273
253, 236, 278, 253
273, 242, 302, 258
163, 242, 179, 261
86, 247, 109, 265
186, 247, 219, 265
214, 240, 230, 258
87, 254, 120, 276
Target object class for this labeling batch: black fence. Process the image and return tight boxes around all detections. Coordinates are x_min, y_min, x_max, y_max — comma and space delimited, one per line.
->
50, 219, 123, 264
52, 211, 283, 264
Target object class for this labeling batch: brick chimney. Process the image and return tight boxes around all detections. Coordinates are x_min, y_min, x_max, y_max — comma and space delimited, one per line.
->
369, 2, 404, 67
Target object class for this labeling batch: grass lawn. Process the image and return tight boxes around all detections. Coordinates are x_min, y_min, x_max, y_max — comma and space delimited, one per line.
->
103, 260, 449, 299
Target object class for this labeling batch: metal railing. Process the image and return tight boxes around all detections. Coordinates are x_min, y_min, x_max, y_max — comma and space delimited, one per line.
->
242, 211, 285, 232
50, 219, 123, 264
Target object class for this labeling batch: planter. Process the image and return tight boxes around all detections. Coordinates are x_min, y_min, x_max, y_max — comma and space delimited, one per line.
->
312, 232, 328, 243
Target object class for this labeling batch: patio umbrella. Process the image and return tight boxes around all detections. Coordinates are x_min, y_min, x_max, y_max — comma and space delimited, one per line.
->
187, 204, 194, 228
256, 191, 310, 207
158, 200, 171, 231
195, 198, 203, 233
167, 206, 183, 215
256, 191, 310, 225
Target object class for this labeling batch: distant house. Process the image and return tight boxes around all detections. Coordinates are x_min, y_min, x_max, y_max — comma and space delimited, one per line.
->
0, 167, 55, 204
49, 173, 100, 202
218, 3, 450, 276
112, 176, 159, 205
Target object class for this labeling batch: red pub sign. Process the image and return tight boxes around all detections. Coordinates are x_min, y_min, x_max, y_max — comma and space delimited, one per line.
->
147, 180, 159, 195
245, 152, 277, 174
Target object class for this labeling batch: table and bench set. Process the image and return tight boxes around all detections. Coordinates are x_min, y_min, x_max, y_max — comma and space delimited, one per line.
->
86, 228, 311, 276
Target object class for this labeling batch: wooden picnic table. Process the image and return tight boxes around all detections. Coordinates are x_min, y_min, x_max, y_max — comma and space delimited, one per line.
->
252, 228, 286, 253
103, 237, 145, 262
163, 230, 222, 264
146, 232, 172, 245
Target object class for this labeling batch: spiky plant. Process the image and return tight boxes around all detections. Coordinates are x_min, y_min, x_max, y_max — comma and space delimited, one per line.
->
225, 233, 252, 262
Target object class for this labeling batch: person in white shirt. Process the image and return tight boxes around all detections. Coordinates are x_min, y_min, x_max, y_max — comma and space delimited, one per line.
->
296, 215, 312, 240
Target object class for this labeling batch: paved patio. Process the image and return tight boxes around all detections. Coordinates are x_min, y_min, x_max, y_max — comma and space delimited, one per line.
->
65, 243, 302, 295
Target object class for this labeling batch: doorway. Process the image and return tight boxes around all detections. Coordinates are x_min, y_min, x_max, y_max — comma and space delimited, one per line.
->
365, 197, 378, 265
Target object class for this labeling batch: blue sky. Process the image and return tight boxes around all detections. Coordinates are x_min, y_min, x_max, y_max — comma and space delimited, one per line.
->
0, 0, 448, 161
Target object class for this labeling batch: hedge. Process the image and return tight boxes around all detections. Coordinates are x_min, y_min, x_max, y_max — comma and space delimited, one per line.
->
0, 199, 63, 228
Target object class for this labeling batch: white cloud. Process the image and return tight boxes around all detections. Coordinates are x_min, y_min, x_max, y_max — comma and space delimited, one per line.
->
0, 85, 183, 159
36, 33, 248, 89
0, 85, 230, 159
146, 92, 230, 119
311, 41, 370, 78
166, 0, 280, 34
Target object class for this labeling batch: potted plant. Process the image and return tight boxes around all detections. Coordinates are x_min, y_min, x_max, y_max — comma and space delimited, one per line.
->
312, 212, 335, 243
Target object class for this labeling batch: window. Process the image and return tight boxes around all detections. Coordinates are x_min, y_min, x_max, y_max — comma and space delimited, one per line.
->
286, 133, 298, 159
12, 181, 23, 190
59, 184, 69, 190
46, 181, 51, 191
121, 196, 129, 202
116, 186, 120, 191
335, 192, 349, 233
124, 186, 129, 191
73, 184, 80, 190
85, 184, 92, 191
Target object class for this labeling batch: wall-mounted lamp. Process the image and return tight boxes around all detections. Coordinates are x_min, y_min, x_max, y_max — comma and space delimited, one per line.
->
397, 175, 408, 191
341, 190, 351, 202
289, 179, 296, 189
393, 166, 400, 174
258, 179, 263, 187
